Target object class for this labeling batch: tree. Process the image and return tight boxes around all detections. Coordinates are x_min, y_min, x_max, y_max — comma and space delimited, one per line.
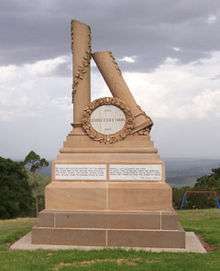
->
185, 192, 216, 209
194, 167, 220, 191
0, 156, 34, 219
174, 167, 220, 209
23, 151, 49, 216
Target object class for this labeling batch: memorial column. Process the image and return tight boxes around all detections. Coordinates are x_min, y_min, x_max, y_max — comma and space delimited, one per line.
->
71, 20, 91, 127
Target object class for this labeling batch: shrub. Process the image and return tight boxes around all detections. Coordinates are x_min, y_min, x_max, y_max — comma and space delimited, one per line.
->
185, 192, 216, 209
0, 156, 34, 218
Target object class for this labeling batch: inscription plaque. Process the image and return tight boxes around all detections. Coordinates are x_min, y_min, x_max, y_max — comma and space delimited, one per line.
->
55, 164, 162, 181
90, 104, 126, 135
55, 164, 107, 180
109, 164, 162, 181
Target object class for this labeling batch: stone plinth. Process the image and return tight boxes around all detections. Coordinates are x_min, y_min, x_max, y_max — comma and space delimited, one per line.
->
32, 131, 185, 249
32, 210, 185, 248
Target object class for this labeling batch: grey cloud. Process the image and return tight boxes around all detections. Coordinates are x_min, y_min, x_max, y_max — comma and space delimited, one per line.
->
0, 0, 220, 71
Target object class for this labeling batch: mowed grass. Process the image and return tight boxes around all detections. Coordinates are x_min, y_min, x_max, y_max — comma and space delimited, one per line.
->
0, 209, 220, 271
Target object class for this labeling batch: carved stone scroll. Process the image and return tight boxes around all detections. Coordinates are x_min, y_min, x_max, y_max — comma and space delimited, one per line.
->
71, 20, 91, 126
92, 51, 153, 133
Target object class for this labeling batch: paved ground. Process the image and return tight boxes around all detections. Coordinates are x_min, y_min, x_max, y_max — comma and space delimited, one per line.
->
10, 231, 206, 253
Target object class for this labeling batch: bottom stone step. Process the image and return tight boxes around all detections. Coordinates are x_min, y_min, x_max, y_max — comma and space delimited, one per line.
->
32, 227, 185, 248
36, 210, 182, 230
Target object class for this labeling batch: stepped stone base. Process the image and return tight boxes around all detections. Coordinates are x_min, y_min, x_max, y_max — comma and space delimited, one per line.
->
32, 131, 186, 249
32, 210, 185, 248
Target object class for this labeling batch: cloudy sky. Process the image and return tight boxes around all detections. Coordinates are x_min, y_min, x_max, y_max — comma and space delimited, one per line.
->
0, 0, 220, 160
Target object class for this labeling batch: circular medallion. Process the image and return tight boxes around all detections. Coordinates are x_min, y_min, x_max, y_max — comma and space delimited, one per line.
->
90, 104, 126, 135
82, 97, 134, 144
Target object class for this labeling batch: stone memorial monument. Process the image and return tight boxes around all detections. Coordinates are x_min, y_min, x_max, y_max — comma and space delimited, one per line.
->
32, 20, 185, 249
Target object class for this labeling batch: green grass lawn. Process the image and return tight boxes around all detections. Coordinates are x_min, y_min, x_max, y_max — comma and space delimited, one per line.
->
0, 209, 220, 271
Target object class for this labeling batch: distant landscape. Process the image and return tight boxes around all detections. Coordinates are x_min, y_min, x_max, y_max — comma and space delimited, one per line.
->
164, 158, 220, 187
40, 158, 220, 187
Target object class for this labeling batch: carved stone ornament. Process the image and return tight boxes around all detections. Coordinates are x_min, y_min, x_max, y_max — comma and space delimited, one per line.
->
82, 97, 134, 144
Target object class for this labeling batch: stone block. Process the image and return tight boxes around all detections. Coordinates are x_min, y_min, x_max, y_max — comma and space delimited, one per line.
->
32, 227, 106, 246
36, 210, 54, 227
161, 212, 181, 230
45, 182, 107, 211
108, 182, 172, 211
108, 230, 185, 248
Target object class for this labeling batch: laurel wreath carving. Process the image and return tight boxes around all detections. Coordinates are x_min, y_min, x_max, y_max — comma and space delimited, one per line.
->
71, 22, 91, 102
82, 97, 134, 144
109, 52, 122, 75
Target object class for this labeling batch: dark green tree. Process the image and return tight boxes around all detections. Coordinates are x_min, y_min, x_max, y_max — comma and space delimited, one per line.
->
0, 156, 34, 219
177, 167, 220, 209
194, 167, 220, 191
172, 167, 220, 209
23, 151, 49, 216
186, 192, 216, 209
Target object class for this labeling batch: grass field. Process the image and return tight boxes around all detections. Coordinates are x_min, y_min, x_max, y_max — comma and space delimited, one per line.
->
0, 209, 220, 271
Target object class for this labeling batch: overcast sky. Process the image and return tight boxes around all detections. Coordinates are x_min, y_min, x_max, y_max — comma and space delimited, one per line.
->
0, 0, 220, 160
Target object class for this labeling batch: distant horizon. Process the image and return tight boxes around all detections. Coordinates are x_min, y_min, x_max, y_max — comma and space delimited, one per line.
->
4, 156, 220, 162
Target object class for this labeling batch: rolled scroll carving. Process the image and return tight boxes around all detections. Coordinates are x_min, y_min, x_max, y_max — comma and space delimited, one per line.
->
92, 51, 153, 134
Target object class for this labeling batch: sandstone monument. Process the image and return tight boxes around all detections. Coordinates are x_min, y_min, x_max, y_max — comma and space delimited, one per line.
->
32, 20, 185, 249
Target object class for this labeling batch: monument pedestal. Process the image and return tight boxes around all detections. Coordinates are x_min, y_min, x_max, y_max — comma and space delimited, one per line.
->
32, 132, 185, 249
